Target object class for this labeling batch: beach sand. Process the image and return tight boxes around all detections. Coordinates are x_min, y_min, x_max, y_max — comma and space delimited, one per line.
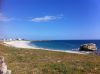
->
3, 41, 37, 49
3, 40, 90, 54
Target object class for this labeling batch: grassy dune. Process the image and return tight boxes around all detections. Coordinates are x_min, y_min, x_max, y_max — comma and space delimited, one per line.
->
0, 43, 100, 74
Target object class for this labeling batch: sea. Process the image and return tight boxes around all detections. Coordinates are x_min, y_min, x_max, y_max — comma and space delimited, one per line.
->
29, 40, 100, 52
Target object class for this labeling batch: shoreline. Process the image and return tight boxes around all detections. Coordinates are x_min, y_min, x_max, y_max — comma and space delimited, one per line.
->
3, 40, 91, 54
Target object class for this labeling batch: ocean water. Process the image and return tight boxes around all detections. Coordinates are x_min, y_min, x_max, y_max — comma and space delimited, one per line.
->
30, 40, 100, 52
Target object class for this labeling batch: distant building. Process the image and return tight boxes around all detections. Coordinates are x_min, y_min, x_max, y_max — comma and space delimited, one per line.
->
9, 38, 13, 41
16, 38, 24, 41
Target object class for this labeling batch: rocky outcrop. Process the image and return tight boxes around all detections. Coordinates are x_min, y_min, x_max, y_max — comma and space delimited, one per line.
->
0, 56, 11, 74
79, 43, 97, 51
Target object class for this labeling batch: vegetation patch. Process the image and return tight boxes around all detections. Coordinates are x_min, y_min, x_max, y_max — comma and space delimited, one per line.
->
0, 44, 100, 74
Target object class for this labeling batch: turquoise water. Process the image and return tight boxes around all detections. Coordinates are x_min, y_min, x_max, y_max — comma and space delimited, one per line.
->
30, 40, 100, 52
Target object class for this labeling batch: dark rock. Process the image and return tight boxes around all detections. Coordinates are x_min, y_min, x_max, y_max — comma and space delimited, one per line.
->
79, 43, 97, 51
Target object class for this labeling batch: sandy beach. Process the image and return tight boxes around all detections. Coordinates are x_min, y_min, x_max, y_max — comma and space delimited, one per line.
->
3, 40, 90, 54
3, 41, 37, 49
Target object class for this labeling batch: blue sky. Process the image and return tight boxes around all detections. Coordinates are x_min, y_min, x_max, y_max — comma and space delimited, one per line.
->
0, 0, 100, 40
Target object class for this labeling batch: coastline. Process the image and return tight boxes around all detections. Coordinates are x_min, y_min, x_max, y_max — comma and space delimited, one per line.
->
1, 40, 100, 74
3, 40, 39, 49
3, 40, 91, 54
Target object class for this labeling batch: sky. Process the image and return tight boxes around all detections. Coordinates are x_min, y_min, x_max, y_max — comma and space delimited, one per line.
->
0, 0, 100, 40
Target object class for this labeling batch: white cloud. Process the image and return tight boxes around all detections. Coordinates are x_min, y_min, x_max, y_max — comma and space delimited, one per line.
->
31, 15, 62, 22
0, 13, 13, 22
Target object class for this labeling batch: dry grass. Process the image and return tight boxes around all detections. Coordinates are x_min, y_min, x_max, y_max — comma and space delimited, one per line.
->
0, 43, 100, 74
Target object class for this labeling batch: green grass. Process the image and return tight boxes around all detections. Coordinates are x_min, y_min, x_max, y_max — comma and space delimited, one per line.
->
0, 43, 100, 74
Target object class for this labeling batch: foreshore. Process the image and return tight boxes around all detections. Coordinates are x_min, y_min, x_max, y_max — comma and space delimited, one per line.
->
3, 40, 91, 54
3, 40, 39, 49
